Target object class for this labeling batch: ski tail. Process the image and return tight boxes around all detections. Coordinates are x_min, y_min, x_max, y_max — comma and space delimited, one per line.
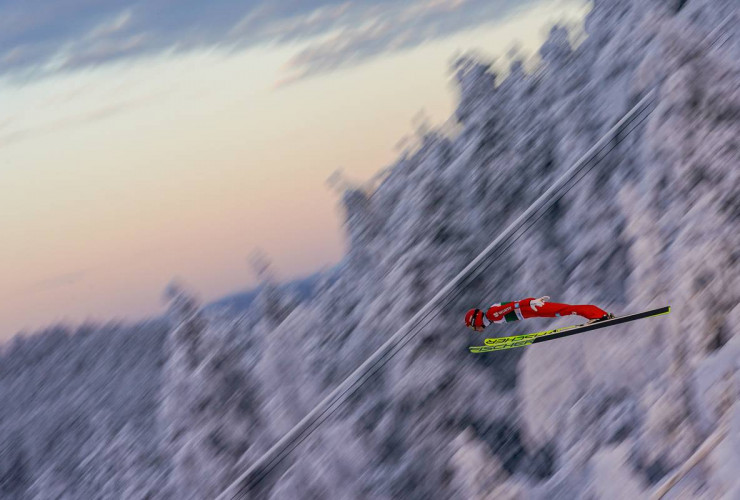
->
468, 306, 670, 353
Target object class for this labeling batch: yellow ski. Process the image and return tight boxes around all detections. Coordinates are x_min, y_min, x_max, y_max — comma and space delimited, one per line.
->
468, 306, 670, 353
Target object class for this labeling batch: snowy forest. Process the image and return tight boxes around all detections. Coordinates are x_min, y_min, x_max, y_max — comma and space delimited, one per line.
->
1, 0, 738, 498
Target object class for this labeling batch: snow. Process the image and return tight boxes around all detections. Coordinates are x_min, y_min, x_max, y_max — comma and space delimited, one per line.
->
589, 443, 646, 500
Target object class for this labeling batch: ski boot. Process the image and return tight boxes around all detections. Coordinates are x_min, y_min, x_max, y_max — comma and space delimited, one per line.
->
587, 312, 616, 325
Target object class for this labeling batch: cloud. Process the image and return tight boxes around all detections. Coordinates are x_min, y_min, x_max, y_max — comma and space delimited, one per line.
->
277, 0, 533, 85
0, 90, 172, 147
0, 0, 536, 84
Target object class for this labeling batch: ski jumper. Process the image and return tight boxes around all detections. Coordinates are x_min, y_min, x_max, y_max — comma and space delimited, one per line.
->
465, 298, 609, 330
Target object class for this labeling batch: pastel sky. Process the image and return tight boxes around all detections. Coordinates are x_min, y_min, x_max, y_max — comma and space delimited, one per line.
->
0, 0, 588, 339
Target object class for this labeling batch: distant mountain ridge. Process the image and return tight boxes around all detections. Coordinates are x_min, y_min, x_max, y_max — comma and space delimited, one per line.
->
205, 270, 332, 313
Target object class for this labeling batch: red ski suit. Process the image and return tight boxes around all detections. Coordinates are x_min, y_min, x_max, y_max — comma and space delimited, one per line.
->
486, 298, 607, 324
